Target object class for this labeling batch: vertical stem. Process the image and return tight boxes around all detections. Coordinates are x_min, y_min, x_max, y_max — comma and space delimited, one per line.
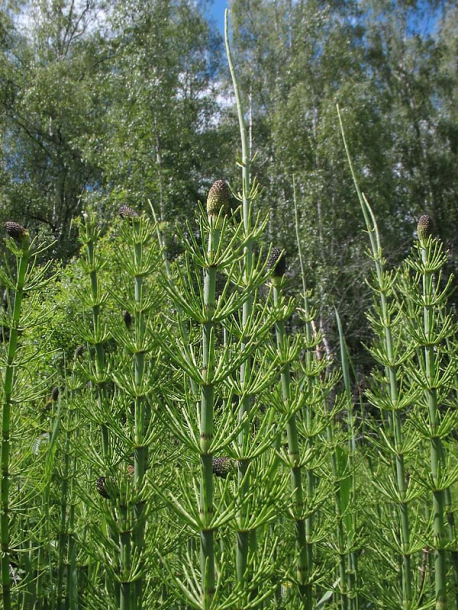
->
120, 504, 132, 610
66, 463, 78, 610
57, 450, 70, 609
57, 390, 74, 610
273, 283, 310, 608
326, 423, 348, 610
85, 233, 109, 459
225, 9, 256, 589
80, 215, 115, 607
36, 392, 61, 610
1, 232, 30, 610
339, 113, 413, 608
67, 503, 77, 610
336, 310, 359, 610
199, 221, 219, 608
132, 225, 148, 610
420, 240, 447, 610
294, 181, 318, 608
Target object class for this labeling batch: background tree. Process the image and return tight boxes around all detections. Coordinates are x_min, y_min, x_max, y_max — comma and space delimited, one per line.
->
0, 0, 229, 259
84, 0, 228, 240
224, 0, 458, 368
0, 0, 110, 258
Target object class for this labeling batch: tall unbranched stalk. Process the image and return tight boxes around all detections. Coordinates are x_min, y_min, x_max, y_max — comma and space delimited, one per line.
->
335, 311, 359, 610
338, 108, 415, 608
224, 15, 289, 604
0, 223, 30, 610
225, 8, 258, 590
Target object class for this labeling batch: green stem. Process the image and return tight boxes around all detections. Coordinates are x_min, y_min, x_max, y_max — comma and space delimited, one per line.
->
273, 284, 310, 608
81, 215, 116, 609
35, 393, 62, 610
57, 390, 80, 610
1, 233, 30, 610
120, 504, 132, 610
336, 311, 359, 610
339, 112, 412, 608
85, 233, 109, 459
199, 221, 219, 608
294, 180, 317, 609
128, 218, 153, 610
66, 482, 78, 610
133, 237, 147, 609
420, 240, 447, 610
225, 9, 257, 590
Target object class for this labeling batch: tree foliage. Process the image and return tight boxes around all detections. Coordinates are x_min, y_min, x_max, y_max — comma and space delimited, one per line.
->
1, 0, 458, 359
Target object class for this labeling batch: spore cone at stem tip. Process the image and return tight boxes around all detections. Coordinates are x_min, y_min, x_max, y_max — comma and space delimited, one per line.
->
118, 205, 139, 220
5, 221, 29, 241
206, 180, 230, 217
417, 215, 433, 240
267, 246, 287, 278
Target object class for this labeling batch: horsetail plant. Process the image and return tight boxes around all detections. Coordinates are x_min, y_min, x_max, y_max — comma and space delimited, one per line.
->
418, 217, 449, 610
198, 182, 229, 607
159, 181, 284, 608
78, 212, 110, 458
225, 9, 260, 591
293, 183, 331, 607
334, 311, 359, 610
0, 223, 30, 610
109, 210, 163, 609
158, 186, 234, 607
268, 246, 312, 608
75, 210, 116, 605
398, 217, 458, 610
339, 108, 420, 609
0, 223, 54, 610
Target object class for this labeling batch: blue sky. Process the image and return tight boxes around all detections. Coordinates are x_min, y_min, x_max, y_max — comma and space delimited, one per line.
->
206, 0, 230, 33
204, 0, 442, 38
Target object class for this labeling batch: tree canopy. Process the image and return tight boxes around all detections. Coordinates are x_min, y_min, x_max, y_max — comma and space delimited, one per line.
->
1, 0, 458, 359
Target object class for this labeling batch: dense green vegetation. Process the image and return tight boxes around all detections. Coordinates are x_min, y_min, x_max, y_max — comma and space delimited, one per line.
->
1, 0, 458, 354
1, 1, 458, 609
